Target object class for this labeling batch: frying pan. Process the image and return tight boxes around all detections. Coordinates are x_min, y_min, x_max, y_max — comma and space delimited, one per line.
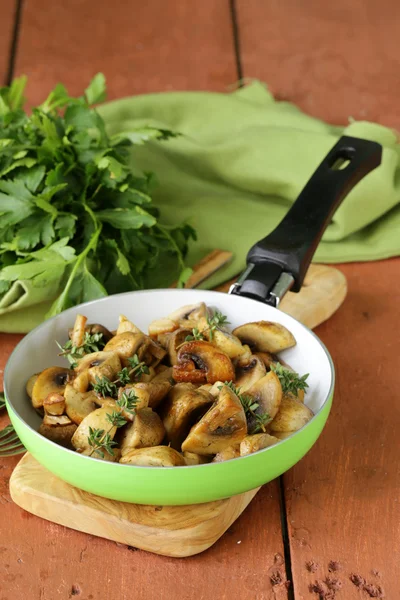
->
4, 136, 382, 505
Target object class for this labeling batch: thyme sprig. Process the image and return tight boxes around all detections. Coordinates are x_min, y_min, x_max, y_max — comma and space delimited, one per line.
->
220, 381, 270, 434
183, 310, 230, 343
270, 362, 309, 396
57, 331, 105, 368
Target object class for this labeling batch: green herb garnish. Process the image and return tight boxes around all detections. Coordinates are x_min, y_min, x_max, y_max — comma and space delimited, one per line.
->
93, 375, 118, 398
0, 75, 196, 315
185, 327, 205, 342
270, 362, 309, 397
57, 331, 105, 368
127, 354, 150, 380
207, 311, 230, 341
220, 381, 270, 434
87, 426, 117, 458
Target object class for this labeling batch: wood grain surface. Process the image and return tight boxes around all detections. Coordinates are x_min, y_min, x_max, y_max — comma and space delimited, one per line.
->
0, 1, 15, 84
0, 0, 399, 598
237, 0, 400, 129
14, 0, 237, 105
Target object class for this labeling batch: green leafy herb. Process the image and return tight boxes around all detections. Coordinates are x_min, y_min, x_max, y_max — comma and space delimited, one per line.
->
57, 331, 105, 368
220, 381, 270, 434
127, 354, 150, 380
185, 327, 205, 342
87, 426, 117, 458
270, 362, 309, 397
116, 389, 138, 415
0, 75, 196, 315
116, 367, 131, 385
106, 410, 127, 428
207, 311, 230, 341
93, 376, 118, 398
0, 391, 5, 411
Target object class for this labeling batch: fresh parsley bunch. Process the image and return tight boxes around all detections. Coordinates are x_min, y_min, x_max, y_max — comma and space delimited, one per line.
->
0, 74, 196, 316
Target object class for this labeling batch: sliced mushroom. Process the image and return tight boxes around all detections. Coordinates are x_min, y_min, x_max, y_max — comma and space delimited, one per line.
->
75, 351, 121, 384
118, 379, 171, 412
152, 366, 173, 383
181, 385, 247, 455
235, 355, 266, 392
69, 323, 114, 343
116, 315, 143, 335
168, 302, 207, 326
269, 397, 313, 433
272, 431, 295, 440
212, 445, 241, 462
38, 421, 77, 448
71, 405, 119, 452
72, 370, 90, 393
157, 328, 193, 365
120, 446, 185, 467
70, 314, 88, 348
31, 367, 73, 409
43, 414, 73, 426
205, 327, 247, 360
161, 384, 214, 449
183, 451, 211, 465
64, 384, 97, 425
43, 392, 65, 416
119, 408, 165, 455
148, 318, 178, 337
255, 351, 280, 370
245, 371, 283, 432
233, 321, 296, 353
26, 373, 39, 399
240, 433, 280, 456
104, 332, 148, 367
173, 341, 235, 385
146, 339, 167, 367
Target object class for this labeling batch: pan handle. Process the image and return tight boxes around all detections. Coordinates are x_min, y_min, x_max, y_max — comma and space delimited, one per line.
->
230, 135, 382, 306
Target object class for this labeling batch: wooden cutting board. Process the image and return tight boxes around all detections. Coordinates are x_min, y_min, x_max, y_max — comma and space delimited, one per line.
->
9, 263, 346, 558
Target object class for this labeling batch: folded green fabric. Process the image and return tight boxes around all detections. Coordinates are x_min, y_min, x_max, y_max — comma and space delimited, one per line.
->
1, 82, 400, 333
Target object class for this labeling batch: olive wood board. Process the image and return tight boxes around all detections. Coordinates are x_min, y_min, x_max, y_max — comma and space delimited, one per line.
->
9, 263, 347, 557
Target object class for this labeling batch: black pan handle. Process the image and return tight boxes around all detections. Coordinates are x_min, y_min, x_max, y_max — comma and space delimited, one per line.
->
230, 135, 382, 306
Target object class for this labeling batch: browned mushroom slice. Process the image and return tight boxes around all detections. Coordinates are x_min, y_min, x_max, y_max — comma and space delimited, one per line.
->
120, 446, 185, 467
235, 355, 266, 392
64, 384, 97, 425
31, 367, 73, 409
255, 351, 280, 370
181, 385, 247, 455
269, 397, 313, 433
204, 327, 247, 360
161, 384, 214, 449
69, 323, 114, 343
120, 408, 165, 455
183, 451, 211, 465
71, 405, 119, 452
173, 341, 235, 385
147, 339, 167, 367
26, 373, 39, 399
152, 366, 173, 383
245, 371, 283, 432
79, 447, 121, 462
69, 314, 88, 348
212, 445, 241, 462
43, 414, 73, 426
76, 351, 121, 384
240, 433, 280, 456
168, 302, 208, 328
157, 328, 193, 365
72, 370, 90, 393
43, 392, 65, 416
233, 321, 296, 353
272, 431, 295, 440
118, 379, 171, 412
104, 332, 149, 366
148, 318, 178, 338
38, 419, 77, 448
116, 315, 143, 335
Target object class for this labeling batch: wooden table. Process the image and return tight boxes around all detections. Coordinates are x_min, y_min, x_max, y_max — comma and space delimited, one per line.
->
1, 2, 399, 598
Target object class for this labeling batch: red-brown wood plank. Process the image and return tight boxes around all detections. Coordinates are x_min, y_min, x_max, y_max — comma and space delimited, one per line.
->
0, 1, 15, 84
14, 0, 238, 104
0, 2, 288, 599
237, 0, 400, 128
283, 259, 400, 599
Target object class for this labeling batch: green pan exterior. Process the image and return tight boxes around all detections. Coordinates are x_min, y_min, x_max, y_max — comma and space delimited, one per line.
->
6, 392, 332, 506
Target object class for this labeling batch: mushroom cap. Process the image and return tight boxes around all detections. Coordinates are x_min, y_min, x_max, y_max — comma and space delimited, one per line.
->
235, 355, 266, 392
269, 396, 313, 433
75, 351, 121, 383
119, 408, 165, 455
64, 384, 97, 425
246, 371, 283, 431
181, 385, 247, 455
31, 367, 73, 409
119, 446, 185, 467
233, 321, 296, 353
173, 340, 235, 385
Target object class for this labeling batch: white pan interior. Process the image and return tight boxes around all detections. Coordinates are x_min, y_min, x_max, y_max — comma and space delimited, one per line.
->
5, 289, 334, 430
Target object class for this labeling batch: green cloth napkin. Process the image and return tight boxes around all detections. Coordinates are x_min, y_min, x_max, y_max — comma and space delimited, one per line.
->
2, 82, 400, 333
